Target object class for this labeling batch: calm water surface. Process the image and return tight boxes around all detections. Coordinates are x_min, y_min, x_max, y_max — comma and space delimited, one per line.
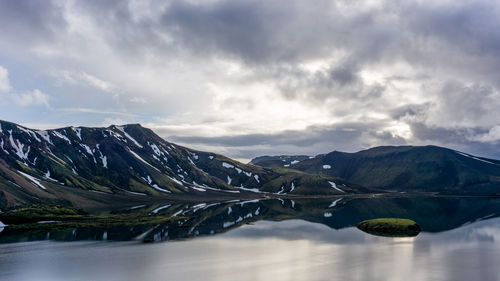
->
1, 197, 500, 281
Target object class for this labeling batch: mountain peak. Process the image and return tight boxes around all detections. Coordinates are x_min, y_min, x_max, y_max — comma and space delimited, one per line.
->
109, 123, 143, 129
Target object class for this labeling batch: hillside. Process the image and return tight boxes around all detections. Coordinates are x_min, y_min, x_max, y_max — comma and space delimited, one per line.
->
251, 146, 500, 194
249, 155, 313, 168
0, 120, 359, 209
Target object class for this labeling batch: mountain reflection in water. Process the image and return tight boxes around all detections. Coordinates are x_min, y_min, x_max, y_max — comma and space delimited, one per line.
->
1, 196, 500, 243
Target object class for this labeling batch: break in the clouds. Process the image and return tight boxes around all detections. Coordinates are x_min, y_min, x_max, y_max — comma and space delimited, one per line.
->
0, 0, 499, 160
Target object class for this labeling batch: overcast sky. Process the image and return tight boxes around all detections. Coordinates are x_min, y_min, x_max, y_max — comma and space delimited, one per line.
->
1, 0, 499, 161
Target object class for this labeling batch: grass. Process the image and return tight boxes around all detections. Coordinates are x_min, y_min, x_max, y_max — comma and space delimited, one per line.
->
356, 218, 421, 237
0, 204, 186, 232
0, 205, 88, 224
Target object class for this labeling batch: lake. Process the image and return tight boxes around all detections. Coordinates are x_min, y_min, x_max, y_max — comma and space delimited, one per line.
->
1, 197, 500, 281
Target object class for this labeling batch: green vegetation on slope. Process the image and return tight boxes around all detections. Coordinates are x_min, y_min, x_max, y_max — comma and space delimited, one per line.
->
0, 204, 184, 230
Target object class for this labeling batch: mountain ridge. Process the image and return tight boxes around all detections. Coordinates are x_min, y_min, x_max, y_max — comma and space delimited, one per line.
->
0, 120, 359, 209
251, 145, 500, 194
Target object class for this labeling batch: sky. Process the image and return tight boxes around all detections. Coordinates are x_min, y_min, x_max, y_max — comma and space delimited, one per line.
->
0, 0, 499, 162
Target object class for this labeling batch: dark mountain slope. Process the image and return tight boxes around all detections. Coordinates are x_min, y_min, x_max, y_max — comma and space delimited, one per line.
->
252, 146, 500, 194
249, 155, 312, 168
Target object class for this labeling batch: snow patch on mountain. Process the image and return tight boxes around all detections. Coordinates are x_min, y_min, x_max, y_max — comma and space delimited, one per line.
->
17, 126, 41, 142
44, 171, 58, 182
72, 127, 82, 140
115, 125, 143, 148
79, 144, 93, 155
36, 131, 53, 145
98, 150, 107, 168
253, 174, 260, 183
236, 185, 261, 193
150, 204, 171, 214
456, 151, 497, 165
9, 132, 30, 160
152, 184, 171, 193
128, 148, 160, 172
277, 185, 285, 194
52, 131, 71, 144
328, 181, 345, 193
17, 171, 46, 190
149, 142, 162, 156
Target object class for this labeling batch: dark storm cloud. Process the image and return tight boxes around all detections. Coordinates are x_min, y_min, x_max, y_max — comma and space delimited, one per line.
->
409, 122, 486, 145
4, 0, 500, 74
0, 0, 66, 42
390, 103, 431, 120
160, 0, 339, 63
408, 122, 500, 159
65, 0, 397, 66
406, 1, 500, 58
269, 63, 385, 102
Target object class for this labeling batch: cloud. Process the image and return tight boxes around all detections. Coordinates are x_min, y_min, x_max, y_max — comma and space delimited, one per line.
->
165, 122, 407, 159
10, 89, 50, 108
130, 97, 147, 104
0, 0, 66, 46
424, 81, 500, 128
0, 65, 51, 108
53, 70, 115, 93
406, 122, 500, 159
0, 66, 11, 93
471, 126, 500, 143
0, 0, 500, 159
61, 107, 136, 117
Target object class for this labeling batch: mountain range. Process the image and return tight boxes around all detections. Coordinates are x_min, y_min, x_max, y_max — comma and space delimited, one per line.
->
1, 119, 500, 210
0, 120, 356, 209
251, 146, 500, 194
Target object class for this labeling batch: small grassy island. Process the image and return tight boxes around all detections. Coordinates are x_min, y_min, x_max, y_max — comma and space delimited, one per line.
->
356, 218, 422, 237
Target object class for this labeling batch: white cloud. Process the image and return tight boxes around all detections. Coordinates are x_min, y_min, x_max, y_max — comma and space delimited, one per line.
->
0, 65, 51, 108
470, 126, 500, 143
130, 97, 147, 104
11, 89, 50, 108
54, 70, 115, 93
0, 65, 11, 93
61, 107, 136, 117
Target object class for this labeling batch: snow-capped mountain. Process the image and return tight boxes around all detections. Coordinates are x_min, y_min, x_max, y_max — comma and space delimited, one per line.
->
0, 120, 359, 208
